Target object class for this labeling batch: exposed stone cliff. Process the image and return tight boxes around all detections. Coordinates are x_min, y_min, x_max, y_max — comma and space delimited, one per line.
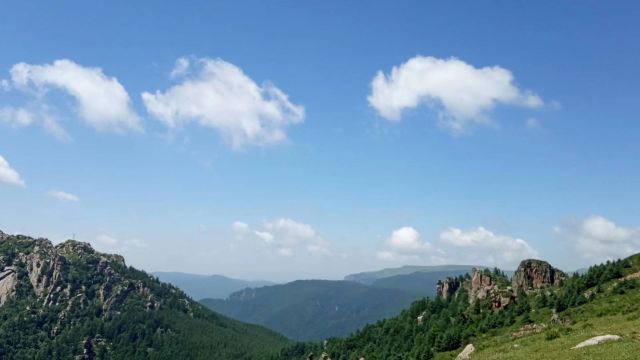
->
512, 259, 566, 295
467, 268, 512, 309
436, 277, 461, 300
0, 231, 159, 318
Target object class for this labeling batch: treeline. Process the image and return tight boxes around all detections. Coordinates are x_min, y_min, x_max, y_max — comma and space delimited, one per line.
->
279, 255, 639, 360
0, 236, 288, 359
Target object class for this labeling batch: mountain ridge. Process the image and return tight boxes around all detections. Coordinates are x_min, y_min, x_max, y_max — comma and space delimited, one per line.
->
345, 265, 481, 284
153, 271, 274, 300
0, 230, 288, 359
201, 279, 420, 341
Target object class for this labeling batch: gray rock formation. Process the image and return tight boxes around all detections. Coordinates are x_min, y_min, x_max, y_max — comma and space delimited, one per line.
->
572, 335, 621, 349
0, 233, 159, 319
456, 344, 475, 359
0, 266, 17, 305
467, 268, 511, 309
512, 259, 565, 296
436, 277, 461, 299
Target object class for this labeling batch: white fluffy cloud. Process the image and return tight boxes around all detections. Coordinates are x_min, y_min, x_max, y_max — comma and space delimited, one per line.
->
0, 155, 25, 187
562, 216, 640, 261
232, 218, 330, 256
142, 57, 304, 148
377, 225, 538, 267
377, 226, 432, 261
6, 59, 141, 133
439, 226, 538, 266
48, 190, 79, 202
368, 56, 543, 134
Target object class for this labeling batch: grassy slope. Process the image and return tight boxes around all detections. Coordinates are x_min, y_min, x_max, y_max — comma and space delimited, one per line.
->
436, 257, 640, 359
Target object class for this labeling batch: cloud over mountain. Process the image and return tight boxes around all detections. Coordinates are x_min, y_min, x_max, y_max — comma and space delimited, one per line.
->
560, 215, 640, 261
378, 225, 537, 268
232, 218, 329, 257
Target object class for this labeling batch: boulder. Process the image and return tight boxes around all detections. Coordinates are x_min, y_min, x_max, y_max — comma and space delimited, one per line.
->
456, 344, 475, 360
572, 335, 621, 349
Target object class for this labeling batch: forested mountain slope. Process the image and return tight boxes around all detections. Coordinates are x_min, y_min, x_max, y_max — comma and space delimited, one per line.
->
0, 230, 288, 359
201, 279, 418, 341
280, 255, 640, 359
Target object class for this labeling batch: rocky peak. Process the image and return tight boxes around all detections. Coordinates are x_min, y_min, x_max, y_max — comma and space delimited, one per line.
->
0, 230, 8, 241
0, 233, 154, 318
436, 277, 461, 299
511, 259, 565, 295
55, 240, 96, 257
469, 268, 494, 300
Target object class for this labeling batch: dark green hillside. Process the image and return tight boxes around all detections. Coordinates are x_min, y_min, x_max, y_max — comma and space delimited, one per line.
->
280, 254, 640, 360
0, 231, 288, 359
201, 279, 418, 341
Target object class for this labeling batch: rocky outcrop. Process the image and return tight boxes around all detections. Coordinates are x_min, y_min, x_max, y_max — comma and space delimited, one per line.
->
466, 269, 512, 309
572, 335, 621, 349
455, 344, 475, 359
436, 268, 512, 309
469, 269, 494, 300
512, 259, 565, 296
436, 277, 461, 299
0, 266, 17, 305
0, 232, 157, 317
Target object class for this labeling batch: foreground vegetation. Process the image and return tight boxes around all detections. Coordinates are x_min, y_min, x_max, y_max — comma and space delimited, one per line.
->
280, 255, 640, 359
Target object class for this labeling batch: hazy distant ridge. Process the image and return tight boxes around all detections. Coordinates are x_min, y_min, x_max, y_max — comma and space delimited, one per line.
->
153, 272, 273, 300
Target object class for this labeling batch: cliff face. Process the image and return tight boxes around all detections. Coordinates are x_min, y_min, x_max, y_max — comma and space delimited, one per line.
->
0, 230, 289, 359
467, 268, 512, 309
436, 277, 461, 300
0, 233, 159, 318
512, 259, 566, 296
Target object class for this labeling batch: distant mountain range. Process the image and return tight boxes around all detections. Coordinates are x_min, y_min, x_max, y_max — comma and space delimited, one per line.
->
199, 265, 484, 341
345, 264, 478, 284
200, 279, 419, 341
370, 269, 474, 297
153, 272, 274, 300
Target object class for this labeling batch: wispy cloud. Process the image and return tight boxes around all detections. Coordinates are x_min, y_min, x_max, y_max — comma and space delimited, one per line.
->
232, 218, 330, 257
0, 155, 25, 187
48, 190, 79, 202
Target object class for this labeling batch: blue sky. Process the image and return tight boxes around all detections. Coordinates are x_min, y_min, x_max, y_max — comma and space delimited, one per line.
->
1, 1, 639, 281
